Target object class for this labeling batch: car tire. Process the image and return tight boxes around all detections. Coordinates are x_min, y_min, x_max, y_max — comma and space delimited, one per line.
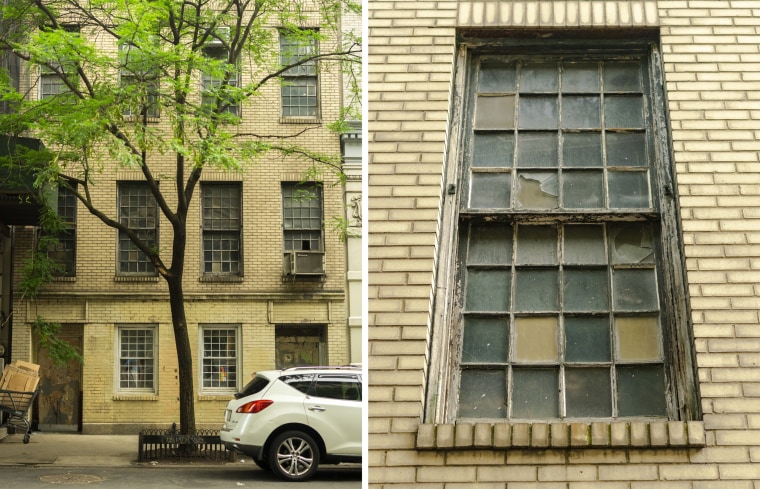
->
252, 457, 271, 471
268, 430, 320, 481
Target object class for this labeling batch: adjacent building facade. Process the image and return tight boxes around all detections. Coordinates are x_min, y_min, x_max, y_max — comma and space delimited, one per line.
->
1, 8, 357, 434
370, 1, 760, 487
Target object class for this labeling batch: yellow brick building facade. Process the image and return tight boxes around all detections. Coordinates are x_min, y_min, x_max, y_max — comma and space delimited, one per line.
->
5, 12, 353, 434
370, 1, 760, 487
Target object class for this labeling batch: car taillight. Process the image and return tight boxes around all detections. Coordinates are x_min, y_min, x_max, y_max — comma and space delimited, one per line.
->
236, 399, 274, 414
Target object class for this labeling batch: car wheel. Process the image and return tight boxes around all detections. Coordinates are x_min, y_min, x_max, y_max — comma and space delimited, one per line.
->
268, 430, 320, 481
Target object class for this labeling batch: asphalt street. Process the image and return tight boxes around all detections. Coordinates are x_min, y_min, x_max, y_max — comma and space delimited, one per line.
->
0, 464, 362, 488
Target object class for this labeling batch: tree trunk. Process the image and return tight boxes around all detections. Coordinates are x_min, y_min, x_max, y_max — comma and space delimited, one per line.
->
167, 275, 196, 436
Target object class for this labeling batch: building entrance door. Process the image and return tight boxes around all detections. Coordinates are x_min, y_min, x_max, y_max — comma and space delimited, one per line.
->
35, 324, 83, 432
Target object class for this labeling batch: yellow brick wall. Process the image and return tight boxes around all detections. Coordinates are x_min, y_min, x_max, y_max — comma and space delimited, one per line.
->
369, 0, 760, 486
9, 11, 351, 434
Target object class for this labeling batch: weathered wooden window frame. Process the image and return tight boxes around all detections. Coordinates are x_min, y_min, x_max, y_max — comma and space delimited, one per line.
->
426, 35, 699, 428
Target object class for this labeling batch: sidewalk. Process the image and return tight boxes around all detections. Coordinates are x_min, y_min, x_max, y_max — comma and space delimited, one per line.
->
0, 431, 139, 467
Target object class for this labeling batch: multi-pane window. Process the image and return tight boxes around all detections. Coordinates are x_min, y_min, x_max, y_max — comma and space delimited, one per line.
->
448, 46, 694, 421
47, 185, 77, 276
39, 25, 79, 101
280, 31, 319, 118
201, 326, 238, 390
117, 326, 156, 391
118, 182, 157, 274
282, 183, 322, 252
201, 183, 241, 274
201, 44, 239, 116
120, 44, 160, 118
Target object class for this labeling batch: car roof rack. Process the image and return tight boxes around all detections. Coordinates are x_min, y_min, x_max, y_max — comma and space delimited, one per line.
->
282, 365, 361, 371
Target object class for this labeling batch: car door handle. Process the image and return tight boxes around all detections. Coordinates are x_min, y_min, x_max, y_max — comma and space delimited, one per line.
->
308, 405, 326, 412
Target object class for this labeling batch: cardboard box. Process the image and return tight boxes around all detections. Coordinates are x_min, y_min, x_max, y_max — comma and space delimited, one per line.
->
0, 360, 40, 409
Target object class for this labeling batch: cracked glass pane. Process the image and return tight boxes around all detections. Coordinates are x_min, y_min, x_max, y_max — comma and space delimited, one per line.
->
516, 225, 557, 265
564, 225, 606, 265
473, 132, 515, 167
468, 223, 513, 265
566, 367, 612, 417
565, 316, 611, 362
609, 223, 654, 264
458, 369, 507, 418
511, 368, 559, 418
514, 316, 558, 362
475, 95, 515, 129
516, 172, 559, 209
462, 317, 509, 363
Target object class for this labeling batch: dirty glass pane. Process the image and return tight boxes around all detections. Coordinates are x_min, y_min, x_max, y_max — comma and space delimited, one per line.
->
615, 316, 663, 362
473, 132, 515, 168
468, 224, 513, 265
465, 269, 511, 312
609, 223, 654, 264
470, 172, 511, 209
479, 60, 517, 93
604, 95, 644, 128
617, 365, 667, 417
517, 132, 558, 167
565, 316, 611, 362
606, 132, 648, 167
514, 316, 558, 362
565, 367, 612, 417
564, 269, 610, 312
520, 62, 559, 92
458, 369, 507, 418
604, 61, 641, 92
462, 317, 509, 363
512, 368, 559, 418
564, 225, 606, 265
515, 269, 559, 311
608, 171, 649, 208
562, 171, 604, 209
519, 96, 559, 129
613, 269, 658, 311
562, 62, 600, 92
515, 225, 557, 265
562, 96, 601, 129
475, 95, 515, 130
516, 172, 559, 209
562, 133, 603, 167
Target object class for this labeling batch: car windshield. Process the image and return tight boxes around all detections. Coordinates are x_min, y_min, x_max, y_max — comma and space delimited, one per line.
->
235, 374, 271, 399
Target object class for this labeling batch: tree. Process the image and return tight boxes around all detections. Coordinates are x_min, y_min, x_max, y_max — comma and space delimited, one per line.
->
0, 0, 361, 435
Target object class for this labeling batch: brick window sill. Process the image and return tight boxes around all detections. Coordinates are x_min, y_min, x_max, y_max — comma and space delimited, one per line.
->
416, 421, 705, 450
113, 394, 159, 401
198, 394, 235, 401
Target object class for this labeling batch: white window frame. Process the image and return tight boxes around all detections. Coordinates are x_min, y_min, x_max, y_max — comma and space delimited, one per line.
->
199, 324, 241, 394
115, 324, 158, 394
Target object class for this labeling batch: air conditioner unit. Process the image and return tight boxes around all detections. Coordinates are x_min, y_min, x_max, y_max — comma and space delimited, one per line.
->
284, 251, 325, 276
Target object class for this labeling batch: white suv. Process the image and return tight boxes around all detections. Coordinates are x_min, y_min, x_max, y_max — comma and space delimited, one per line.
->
220, 366, 362, 481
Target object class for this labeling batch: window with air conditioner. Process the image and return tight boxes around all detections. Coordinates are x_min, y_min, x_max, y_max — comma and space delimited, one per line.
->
282, 182, 324, 276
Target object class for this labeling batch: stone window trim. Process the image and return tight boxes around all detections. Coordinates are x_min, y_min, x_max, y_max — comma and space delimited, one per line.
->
416, 420, 706, 450
425, 35, 699, 426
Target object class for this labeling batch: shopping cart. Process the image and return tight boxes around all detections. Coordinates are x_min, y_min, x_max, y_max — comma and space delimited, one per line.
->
0, 388, 40, 444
